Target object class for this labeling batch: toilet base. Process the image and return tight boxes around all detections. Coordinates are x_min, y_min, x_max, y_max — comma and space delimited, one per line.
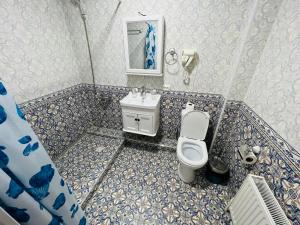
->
178, 163, 195, 183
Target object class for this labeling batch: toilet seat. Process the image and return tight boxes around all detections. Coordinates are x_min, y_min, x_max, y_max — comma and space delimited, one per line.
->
177, 137, 208, 169
176, 110, 210, 182
180, 110, 209, 140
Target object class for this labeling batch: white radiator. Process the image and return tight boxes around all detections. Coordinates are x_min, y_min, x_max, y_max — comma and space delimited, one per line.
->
227, 174, 291, 225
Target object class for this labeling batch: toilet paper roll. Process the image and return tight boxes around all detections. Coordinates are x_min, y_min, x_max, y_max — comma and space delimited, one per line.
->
186, 101, 195, 111
242, 152, 257, 165
239, 145, 257, 165
181, 101, 195, 118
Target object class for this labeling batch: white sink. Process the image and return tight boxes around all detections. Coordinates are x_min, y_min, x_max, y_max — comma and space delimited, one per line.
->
120, 92, 161, 109
120, 92, 161, 136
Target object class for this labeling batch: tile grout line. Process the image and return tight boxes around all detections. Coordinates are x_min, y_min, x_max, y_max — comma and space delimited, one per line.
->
80, 130, 177, 208
241, 108, 300, 175
81, 140, 125, 209
86, 130, 177, 151
52, 132, 89, 162
52, 128, 124, 210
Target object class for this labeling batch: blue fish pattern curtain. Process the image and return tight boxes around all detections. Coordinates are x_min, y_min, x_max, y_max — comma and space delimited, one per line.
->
144, 23, 156, 69
0, 81, 87, 225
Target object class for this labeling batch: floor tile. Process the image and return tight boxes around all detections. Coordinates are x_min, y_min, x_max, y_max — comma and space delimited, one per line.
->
85, 142, 231, 225
87, 126, 178, 149
54, 134, 123, 204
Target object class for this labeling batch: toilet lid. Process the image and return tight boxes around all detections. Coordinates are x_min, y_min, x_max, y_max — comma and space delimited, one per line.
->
181, 111, 209, 140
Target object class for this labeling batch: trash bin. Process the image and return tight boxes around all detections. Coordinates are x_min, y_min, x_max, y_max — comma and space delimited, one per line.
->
205, 156, 229, 184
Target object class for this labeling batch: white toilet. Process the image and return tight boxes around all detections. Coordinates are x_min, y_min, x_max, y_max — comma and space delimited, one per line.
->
177, 110, 209, 183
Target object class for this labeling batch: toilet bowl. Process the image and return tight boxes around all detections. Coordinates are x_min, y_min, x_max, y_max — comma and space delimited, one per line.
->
177, 110, 209, 183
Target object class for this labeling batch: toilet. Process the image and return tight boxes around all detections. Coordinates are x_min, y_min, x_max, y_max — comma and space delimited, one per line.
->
177, 110, 209, 183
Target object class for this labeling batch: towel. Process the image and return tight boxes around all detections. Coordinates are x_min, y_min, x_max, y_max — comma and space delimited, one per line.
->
144, 23, 156, 69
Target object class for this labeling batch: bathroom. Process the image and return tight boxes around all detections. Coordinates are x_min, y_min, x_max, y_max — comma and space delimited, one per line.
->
0, 0, 299, 224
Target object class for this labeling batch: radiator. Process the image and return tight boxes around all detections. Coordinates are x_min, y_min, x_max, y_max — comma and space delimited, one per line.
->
227, 174, 290, 225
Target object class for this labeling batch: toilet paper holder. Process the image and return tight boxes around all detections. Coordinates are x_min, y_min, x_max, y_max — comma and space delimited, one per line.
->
238, 145, 261, 165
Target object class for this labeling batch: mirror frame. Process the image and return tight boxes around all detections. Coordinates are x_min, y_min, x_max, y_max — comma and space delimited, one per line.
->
123, 15, 164, 76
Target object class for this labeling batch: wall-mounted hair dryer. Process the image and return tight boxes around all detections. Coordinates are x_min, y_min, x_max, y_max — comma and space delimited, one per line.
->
182, 49, 196, 72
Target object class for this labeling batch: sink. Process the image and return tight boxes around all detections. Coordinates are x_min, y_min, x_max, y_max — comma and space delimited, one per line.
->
120, 92, 161, 136
120, 92, 161, 109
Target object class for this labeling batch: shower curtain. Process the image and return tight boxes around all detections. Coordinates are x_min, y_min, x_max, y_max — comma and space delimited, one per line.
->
144, 23, 156, 69
0, 81, 86, 225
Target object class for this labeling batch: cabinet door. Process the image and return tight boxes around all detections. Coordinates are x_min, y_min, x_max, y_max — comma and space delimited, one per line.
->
123, 112, 138, 132
138, 114, 153, 134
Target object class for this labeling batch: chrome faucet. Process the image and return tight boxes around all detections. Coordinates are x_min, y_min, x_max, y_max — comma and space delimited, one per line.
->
140, 85, 146, 97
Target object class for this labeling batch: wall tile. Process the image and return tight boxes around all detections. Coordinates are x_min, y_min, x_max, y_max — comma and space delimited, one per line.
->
244, 0, 300, 151
20, 84, 95, 159
61, 0, 93, 84
18, 83, 300, 223
21, 84, 224, 158
81, 0, 252, 96
0, 0, 90, 103
1, 0, 299, 222
228, 0, 283, 100
212, 101, 300, 224
92, 85, 225, 146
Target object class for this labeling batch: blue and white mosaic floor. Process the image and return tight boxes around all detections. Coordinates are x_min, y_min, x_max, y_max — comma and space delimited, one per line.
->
54, 134, 123, 205
84, 141, 231, 225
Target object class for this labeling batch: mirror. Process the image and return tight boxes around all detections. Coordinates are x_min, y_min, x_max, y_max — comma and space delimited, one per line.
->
123, 16, 164, 76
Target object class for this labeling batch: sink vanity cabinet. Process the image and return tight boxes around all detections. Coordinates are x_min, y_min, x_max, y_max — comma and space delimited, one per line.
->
122, 108, 159, 136
120, 93, 161, 136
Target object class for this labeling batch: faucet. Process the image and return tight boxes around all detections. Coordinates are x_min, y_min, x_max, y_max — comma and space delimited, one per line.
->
140, 86, 146, 98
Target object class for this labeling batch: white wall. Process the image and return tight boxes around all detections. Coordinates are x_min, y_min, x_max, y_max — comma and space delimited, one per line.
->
82, 0, 253, 95
244, 0, 300, 150
0, 0, 90, 103
228, 0, 283, 100
61, 0, 92, 84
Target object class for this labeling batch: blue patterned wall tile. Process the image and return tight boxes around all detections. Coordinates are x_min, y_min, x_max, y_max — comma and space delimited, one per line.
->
92, 85, 225, 144
19, 84, 224, 159
212, 101, 300, 224
20, 84, 95, 159
17, 83, 300, 223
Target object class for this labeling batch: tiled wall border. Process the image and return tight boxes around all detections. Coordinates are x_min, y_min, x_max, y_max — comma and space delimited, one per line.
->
21, 84, 88, 110
92, 84, 225, 146
19, 83, 225, 157
17, 83, 299, 223
20, 84, 95, 159
213, 100, 299, 173
239, 102, 300, 172
212, 100, 300, 224
19, 83, 299, 170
